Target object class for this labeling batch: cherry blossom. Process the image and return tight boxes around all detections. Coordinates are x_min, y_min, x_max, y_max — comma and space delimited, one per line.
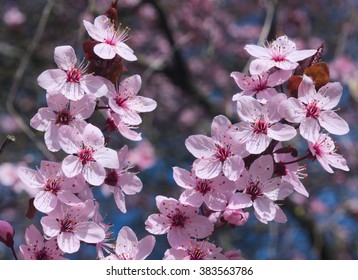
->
231, 70, 291, 103
40, 200, 105, 254
173, 164, 235, 211
0, 220, 15, 248
18, 161, 85, 213
19, 225, 66, 260
234, 94, 297, 154
307, 131, 349, 173
83, 15, 137, 61
222, 207, 249, 226
245, 35, 317, 75
105, 226, 155, 260
228, 155, 293, 223
37, 45, 107, 101
145, 196, 214, 248
102, 145, 143, 213
107, 74, 157, 125
59, 124, 119, 186
163, 239, 227, 260
278, 75, 349, 140
30, 93, 96, 152
185, 115, 247, 181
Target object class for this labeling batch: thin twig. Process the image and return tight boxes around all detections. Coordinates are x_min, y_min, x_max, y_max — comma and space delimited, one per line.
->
5, 0, 56, 161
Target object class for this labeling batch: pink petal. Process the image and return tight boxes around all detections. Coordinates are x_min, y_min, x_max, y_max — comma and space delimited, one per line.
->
249, 59, 276, 75
94, 147, 119, 169
17, 167, 44, 189
179, 189, 204, 207
204, 192, 228, 211
244, 44, 271, 58
317, 82, 342, 110
222, 155, 244, 181
268, 123, 297, 141
30, 108, 54, 131
44, 124, 61, 152
286, 49, 317, 62
54, 45, 76, 70
136, 235, 156, 260
80, 75, 108, 98
37, 69, 66, 93
82, 162, 106, 186
324, 153, 349, 172
125, 96, 157, 113
75, 221, 105, 243
173, 167, 195, 189
256, 88, 279, 104
167, 227, 191, 248
25, 225, 44, 249
263, 179, 293, 200
83, 18, 105, 42
228, 193, 253, 209
264, 93, 287, 123
58, 126, 82, 154
57, 190, 83, 205
185, 135, 216, 158
230, 71, 253, 91
145, 214, 171, 234
61, 81, 85, 101
82, 124, 104, 148
40, 216, 61, 238
211, 115, 232, 141
298, 75, 316, 104
115, 226, 138, 256
34, 191, 58, 213
119, 173, 142, 194
249, 155, 273, 182
115, 42, 137, 61
94, 43, 116, 59
253, 197, 276, 221
186, 215, 214, 239
274, 205, 287, 223
316, 156, 334, 173
266, 69, 292, 87
246, 133, 271, 154
299, 117, 320, 141
275, 60, 298, 71
57, 232, 80, 254
116, 120, 142, 141
62, 155, 82, 178
236, 96, 262, 122
278, 97, 306, 123
118, 74, 141, 96
318, 111, 349, 135
113, 188, 126, 212
195, 158, 222, 179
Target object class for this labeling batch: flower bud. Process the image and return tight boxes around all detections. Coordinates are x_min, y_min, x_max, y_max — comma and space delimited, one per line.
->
0, 220, 15, 248
223, 209, 249, 226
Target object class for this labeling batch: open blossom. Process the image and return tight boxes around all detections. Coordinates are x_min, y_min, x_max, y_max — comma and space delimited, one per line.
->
41, 200, 105, 254
37, 45, 107, 101
19, 225, 66, 260
308, 130, 349, 173
83, 15, 137, 61
30, 93, 96, 152
102, 145, 143, 213
18, 161, 85, 213
107, 74, 157, 125
228, 155, 293, 223
234, 94, 297, 154
59, 124, 119, 186
173, 164, 236, 211
145, 196, 214, 248
245, 35, 317, 75
106, 226, 155, 260
231, 70, 291, 103
185, 115, 247, 181
164, 240, 227, 260
278, 75, 349, 140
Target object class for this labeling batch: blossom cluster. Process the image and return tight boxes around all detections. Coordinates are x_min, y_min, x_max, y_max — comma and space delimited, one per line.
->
144, 35, 350, 259
13, 5, 157, 260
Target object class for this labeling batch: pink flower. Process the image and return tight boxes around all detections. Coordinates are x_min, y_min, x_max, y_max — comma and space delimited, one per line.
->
308, 131, 349, 173
83, 15, 137, 61
128, 139, 157, 171
228, 155, 293, 223
185, 115, 247, 181
30, 93, 96, 152
102, 145, 143, 213
278, 75, 349, 140
145, 196, 214, 248
173, 164, 236, 211
104, 109, 142, 141
107, 75, 157, 125
0, 220, 15, 248
163, 240, 227, 260
40, 200, 105, 254
37, 45, 107, 101
59, 124, 119, 186
18, 161, 85, 213
105, 226, 155, 260
19, 225, 66, 260
231, 70, 291, 103
234, 94, 297, 154
245, 35, 317, 75
222, 208, 249, 226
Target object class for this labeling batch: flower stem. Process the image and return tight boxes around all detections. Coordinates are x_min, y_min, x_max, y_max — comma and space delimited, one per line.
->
10, 246, 18, 260
281, 153, 310, 165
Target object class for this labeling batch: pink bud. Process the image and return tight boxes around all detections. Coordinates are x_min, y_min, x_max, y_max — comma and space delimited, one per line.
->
0, 220, 15, 248
223, 209, 249, 226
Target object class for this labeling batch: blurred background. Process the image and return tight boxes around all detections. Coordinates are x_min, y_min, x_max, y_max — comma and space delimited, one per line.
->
1, 0, 358, 260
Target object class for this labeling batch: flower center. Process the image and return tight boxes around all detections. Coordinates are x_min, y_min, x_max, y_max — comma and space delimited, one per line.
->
66, 68, 81, 83
253, 119, 268, 134
215, 144, 231, 162
195, 180, 211, 194
306, 103, 321, 119
44, 179, 61, 194
78, 146, 94, 165
245, 182, 262, 201
114, 95, 128, 108
189, 246, 205, 260
58, 217, 75, 233
104, 169, 119, 186
168, 210, 188, 228
35, 248, 51, 260
55, 109, 73, 125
